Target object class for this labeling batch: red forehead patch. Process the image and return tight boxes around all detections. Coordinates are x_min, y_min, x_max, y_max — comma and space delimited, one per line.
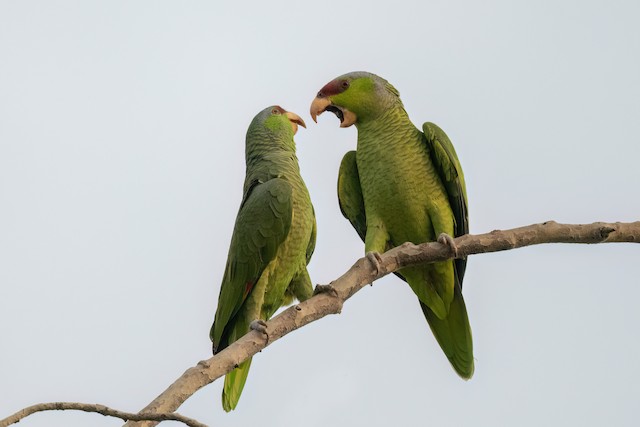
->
318, 79, 348, 97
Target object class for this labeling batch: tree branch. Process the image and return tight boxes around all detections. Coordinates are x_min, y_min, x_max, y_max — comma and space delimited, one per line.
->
5, 222, 634, 426
0, 402, 207, 427
119, 220, 639, 426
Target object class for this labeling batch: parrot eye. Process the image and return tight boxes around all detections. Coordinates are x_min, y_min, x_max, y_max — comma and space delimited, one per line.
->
271, 108, 281, 115
341, 80, 350, 89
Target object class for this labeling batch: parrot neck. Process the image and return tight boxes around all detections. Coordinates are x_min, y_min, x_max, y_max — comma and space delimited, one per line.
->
246, 142, 301, 183
246, 131, 297, 167
355, 104, 417, 143
248, 151, 299, 171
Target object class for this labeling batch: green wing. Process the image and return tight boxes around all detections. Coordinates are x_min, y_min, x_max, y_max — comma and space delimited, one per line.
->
210, 178, 292, 353
306, 207, 317, 264
337, 150, 367, 241
423, 122, 469, 284
422, 122, 473, 378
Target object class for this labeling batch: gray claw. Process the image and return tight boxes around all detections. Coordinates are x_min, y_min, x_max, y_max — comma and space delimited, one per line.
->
366, 251, 383, 275
314, 283, 339, 298
250, 319, 269, 345
437, 233, 459, 258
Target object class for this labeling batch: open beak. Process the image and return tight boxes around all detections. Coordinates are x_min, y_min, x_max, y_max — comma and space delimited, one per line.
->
285, 111, 306, 135
310, 96, 356, 128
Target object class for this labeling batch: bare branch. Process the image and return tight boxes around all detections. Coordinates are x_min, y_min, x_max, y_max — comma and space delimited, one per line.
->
121, 220, 639, 426
0, 402, 206, 427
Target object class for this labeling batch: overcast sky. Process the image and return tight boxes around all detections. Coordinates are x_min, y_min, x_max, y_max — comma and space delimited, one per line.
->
1, 1, 639, 426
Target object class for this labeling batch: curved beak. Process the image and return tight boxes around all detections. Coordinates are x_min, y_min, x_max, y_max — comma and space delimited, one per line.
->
285, 111, 306, 135
310, 96, 357, 128
310, 96, 332, 123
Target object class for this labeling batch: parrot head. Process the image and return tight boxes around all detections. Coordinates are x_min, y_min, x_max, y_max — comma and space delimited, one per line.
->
310, 71, 401, 128
250, 105, 306, 137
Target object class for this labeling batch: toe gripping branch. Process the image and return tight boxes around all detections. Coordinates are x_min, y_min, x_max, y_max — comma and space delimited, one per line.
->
366, 251, 384, 276
312, 282, 344, 314
314, 283, 339, 298
437, 233, 460, 258
250, 319, 269, 346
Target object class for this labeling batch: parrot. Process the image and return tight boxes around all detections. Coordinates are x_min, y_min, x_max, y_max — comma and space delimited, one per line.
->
210, 105, 317, 411
310, 71, 474, 379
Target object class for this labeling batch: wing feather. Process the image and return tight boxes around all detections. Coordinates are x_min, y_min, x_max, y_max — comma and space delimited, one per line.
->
337, 151, 367, 242
423, 122, 469, 285
210, 178, 293, 352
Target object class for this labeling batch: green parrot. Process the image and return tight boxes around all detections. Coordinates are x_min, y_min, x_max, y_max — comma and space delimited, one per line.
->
210, 105, 316, 411
310, 72, 473, 378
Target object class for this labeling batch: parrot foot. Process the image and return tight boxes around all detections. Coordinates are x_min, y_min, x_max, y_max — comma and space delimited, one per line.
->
313, 283, 338, 298
366, 251, 384, 275
437, 233, 459, 258
250, 319, 269, 346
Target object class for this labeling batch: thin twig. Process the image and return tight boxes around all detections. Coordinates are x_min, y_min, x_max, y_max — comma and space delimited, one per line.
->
0, 402, 206, 427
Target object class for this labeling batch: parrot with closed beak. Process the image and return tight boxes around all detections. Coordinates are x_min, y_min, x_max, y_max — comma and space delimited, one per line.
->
210, 105, 317, 410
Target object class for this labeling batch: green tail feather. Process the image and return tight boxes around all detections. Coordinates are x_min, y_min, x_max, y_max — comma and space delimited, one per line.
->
222, 357, 253, 412
420, 285, 474, 379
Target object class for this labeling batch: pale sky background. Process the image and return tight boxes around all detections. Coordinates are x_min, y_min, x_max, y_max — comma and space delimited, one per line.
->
1, 1, 639, 426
